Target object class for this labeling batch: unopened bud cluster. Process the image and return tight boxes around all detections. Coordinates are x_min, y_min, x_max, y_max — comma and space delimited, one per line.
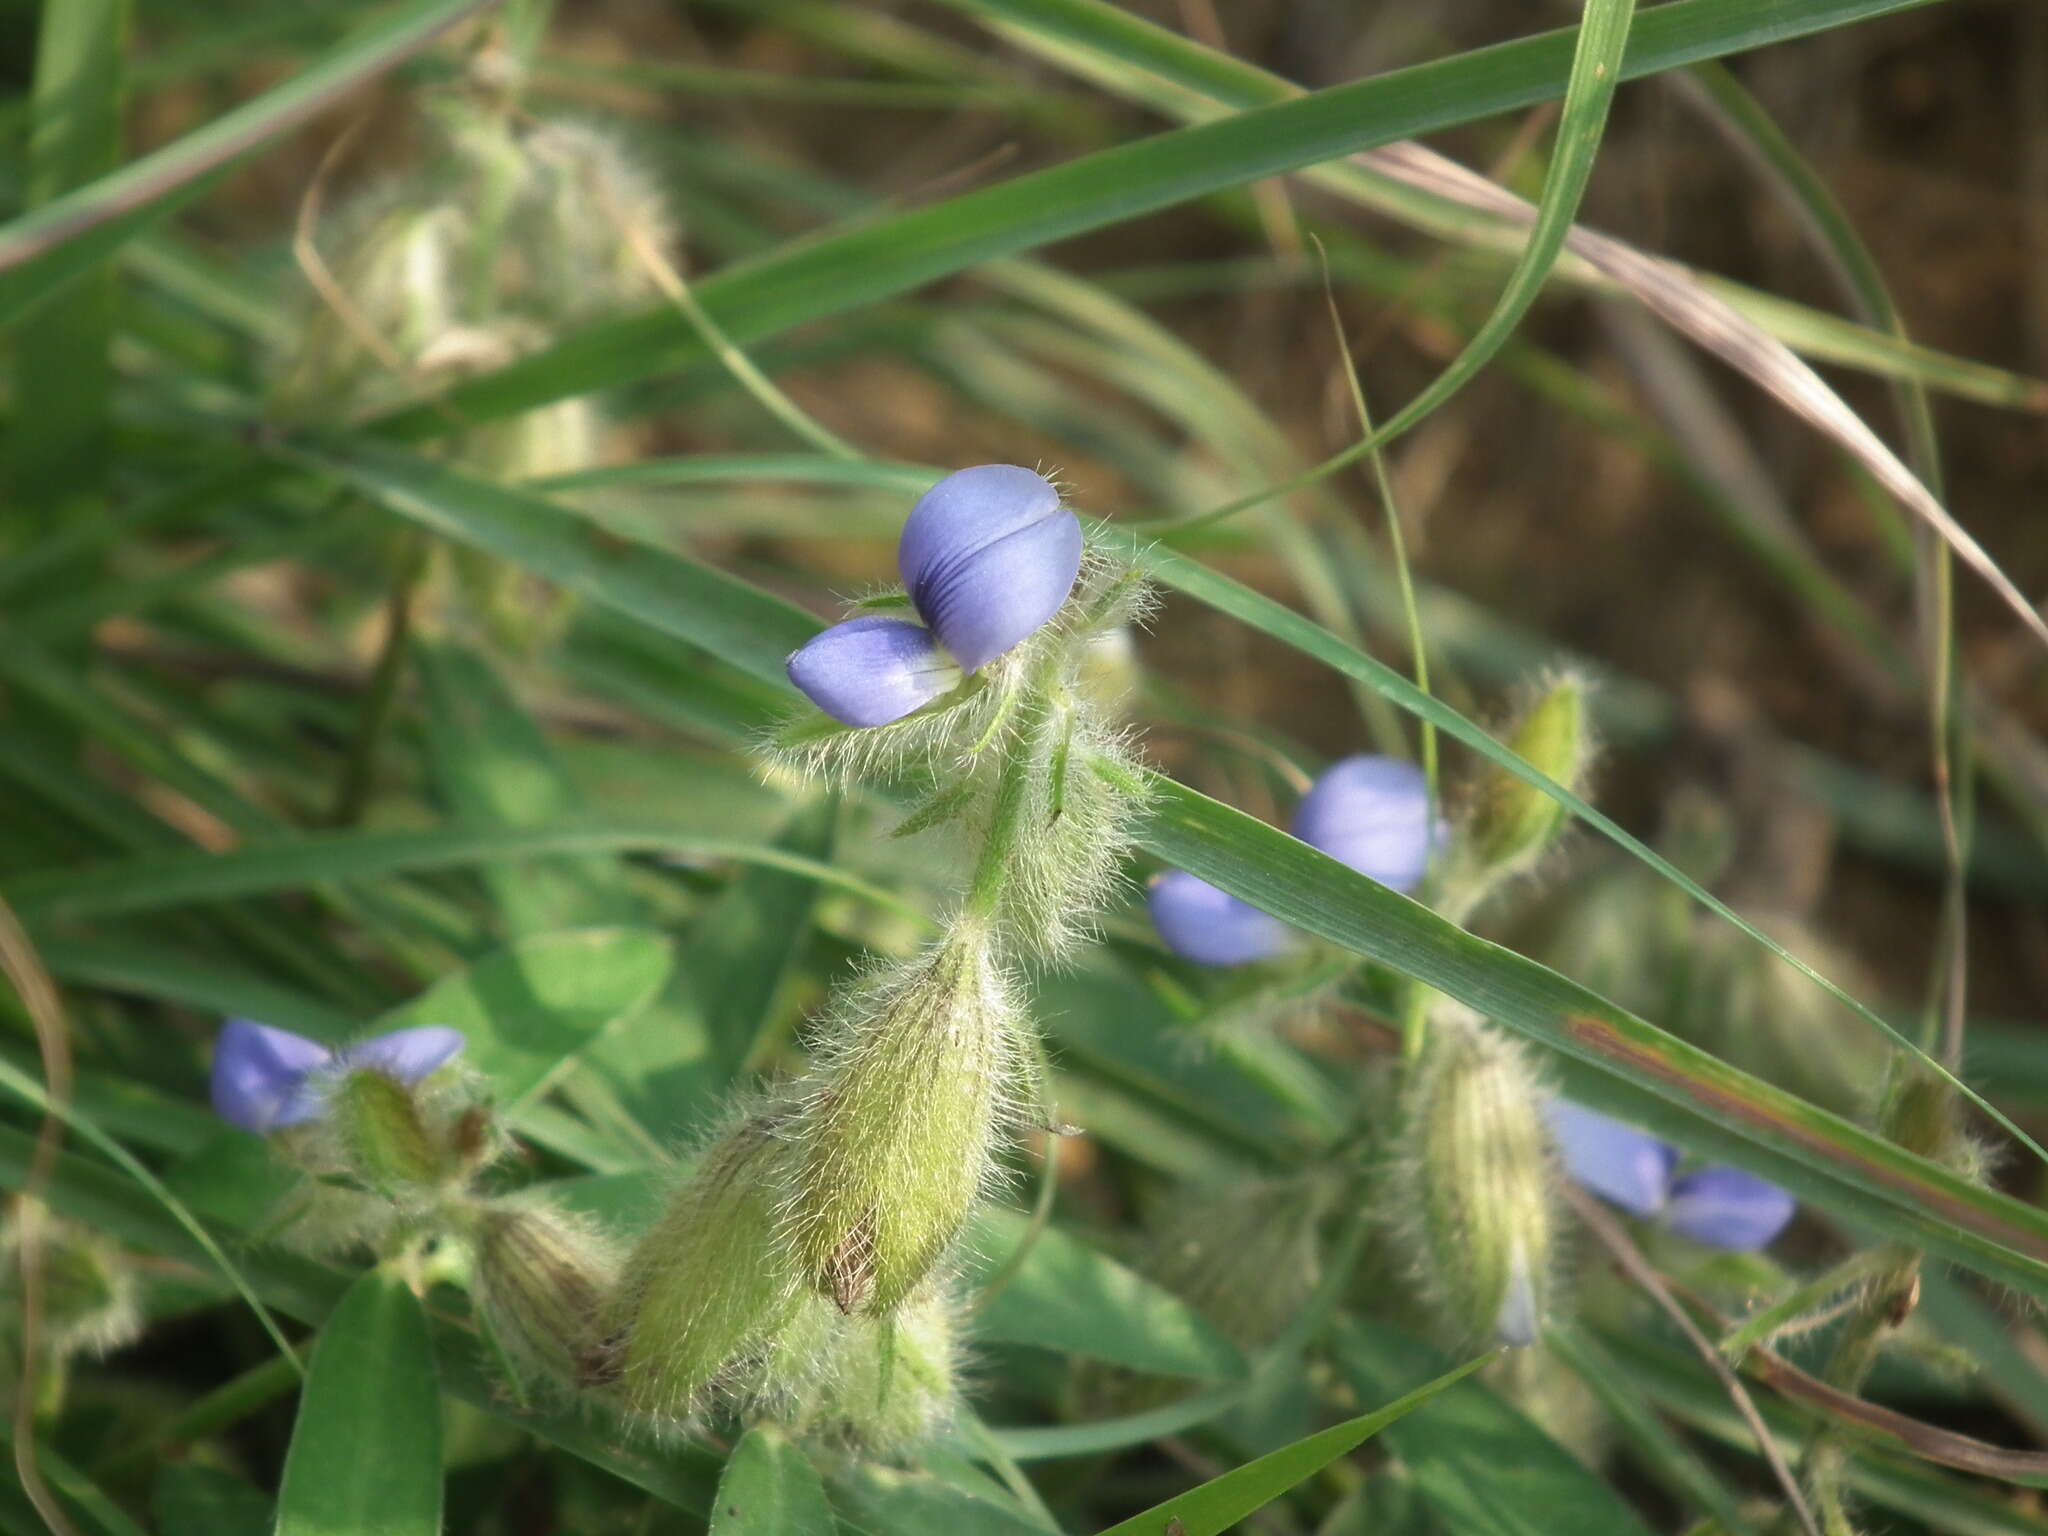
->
271, 97, 671, 652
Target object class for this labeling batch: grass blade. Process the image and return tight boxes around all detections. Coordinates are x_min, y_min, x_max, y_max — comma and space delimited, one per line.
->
1089, 1349, 1490, 1536
0, 0, 497, 328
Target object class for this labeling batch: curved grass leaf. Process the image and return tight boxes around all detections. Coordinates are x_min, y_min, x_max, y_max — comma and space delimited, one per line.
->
370, 927, 674, 1112
1129, 770, 2048, 1302
709, 1428, 833, 1536
1106, 531, 2048, 1174
0, 0, 497, 327
371, 0, 1943, 441
274, 1269, 442, 1536
1089, 1349, 1490, 1536
828, 1463, 1054, 1536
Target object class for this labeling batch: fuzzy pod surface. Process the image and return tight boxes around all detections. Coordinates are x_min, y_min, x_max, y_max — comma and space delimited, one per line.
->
607, 1116, 805, 1424
782, 933, 1024, 1315
1398, 1015, 1554, 1347
469, 1198, 622, 1395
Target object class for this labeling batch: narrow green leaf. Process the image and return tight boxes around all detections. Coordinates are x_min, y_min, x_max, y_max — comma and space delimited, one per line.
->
370, 927, 674, 1112
960, 1204, 1245, 1381
8, 0, 127, 518
1133, 773, 2048, 1302
708, 1428, 834, 1536
1091, 1348, 1490, 1536
1108, 531, 2048, 1180
373, 0, 1944, 436
0, 0, 497, 328
1335, 1321, 1654, 1536
275, 1269, 442, 1536
10, 820, 909, 923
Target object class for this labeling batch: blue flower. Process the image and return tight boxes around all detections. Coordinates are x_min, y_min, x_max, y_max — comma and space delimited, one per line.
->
210, 1019, 465, 1134
1291, 755, 1435, 894
1545, 1099, 1677, 1217
1146, 870, 1295, 967
1546, 1099, 1795, 1251
1665, 1166, 1797, 1251
786, 615, 963, 728
898, 465, 1083, 674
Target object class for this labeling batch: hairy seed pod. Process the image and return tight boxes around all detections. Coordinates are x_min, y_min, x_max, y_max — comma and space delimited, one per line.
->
607, 1115, 804, 1425
782, 931, 1024, 1315
813, 1288, 964, 1455
1470, 675, 1591, 876
1397, 1013, 1554, 1347
333, 1069, 447, 1190
1, 1212, 142, 1361
468, 1197, 621, 1395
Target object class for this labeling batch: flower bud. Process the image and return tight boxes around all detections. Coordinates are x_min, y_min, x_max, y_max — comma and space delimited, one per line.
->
467, 1197, 621, 1394
1544, 1099, 1797, 1253
783, 931, 1024, 1315
1, 1212, 141, 1361
1664, 1167, 1795, 1251
1293, 755, 1435, 895
1146, 870, 1294, 967
807, 1290, 963, 1456
899, 466, 1083, 673
1543, 1099, 1676, 1217
1397, 1014, 1553, 1347
607, 1114, 805, 1424
1470, 676, 1591, 875
332, 1068, 446, 1189
787, 616, 963, 729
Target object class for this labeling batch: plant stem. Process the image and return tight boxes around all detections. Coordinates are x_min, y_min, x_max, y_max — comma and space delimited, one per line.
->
329, 528, 427, 827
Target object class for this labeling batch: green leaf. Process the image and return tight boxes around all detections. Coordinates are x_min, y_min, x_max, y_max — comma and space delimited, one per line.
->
960, 1204, 1245, 1380
1337, 1321, 1655, 1536
373, 0, 1942, 436
417, 640, 640, 938
828, 1464, 1054, 1536
7, 0, 127, 521
0, 0, 496, 330
11, 819, 909, 923
1090, 1347, 1490, 1536
275, 1268, 443, 1536
371, 927, 674, 1113
708, 1428, 834, 1536
151, 1465, 272, 1536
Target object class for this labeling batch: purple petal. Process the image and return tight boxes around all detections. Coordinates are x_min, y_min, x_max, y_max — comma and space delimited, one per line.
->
787, 616, 963, 728
898, 465, 1083, 673
1146, 869, 1295, 967
1545, 1099, 1677, 1217
1291, 756, 1435, 894
342, 1026, 466, 1084
210, 1019, 332, 1134
1666, 1166, 1796, 1251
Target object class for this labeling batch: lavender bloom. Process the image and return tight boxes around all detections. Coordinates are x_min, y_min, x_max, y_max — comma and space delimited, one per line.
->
1665, 1166, 1797, 1251
898, 465, 1083, 673
1291, 756, 1435, 894
210, 1019, 464, 1134
1546, 1097, 1795, 1251
1147, 870, 1295, 967
787, 615, 962, 728
1544, 1100, 1677, 1218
